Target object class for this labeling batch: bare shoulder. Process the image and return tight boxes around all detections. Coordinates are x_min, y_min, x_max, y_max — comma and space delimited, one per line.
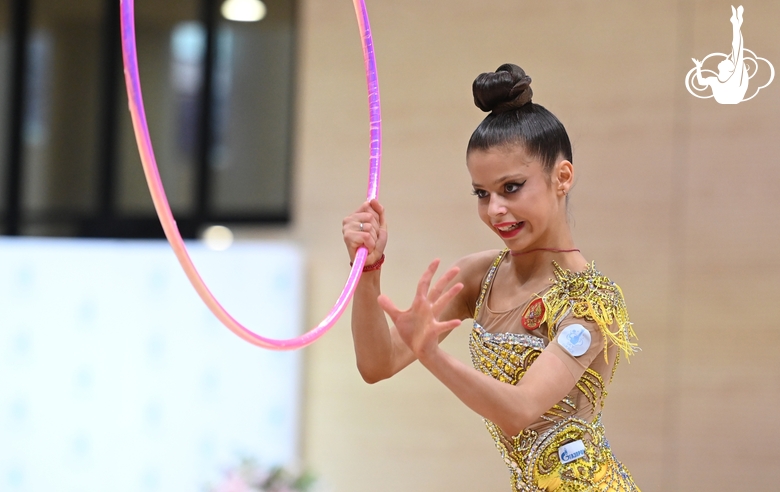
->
450, 249, 502, 281
447, 249, 503, 319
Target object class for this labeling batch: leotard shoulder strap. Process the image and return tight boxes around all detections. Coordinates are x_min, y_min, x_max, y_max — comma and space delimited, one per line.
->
473, 249, 509, 320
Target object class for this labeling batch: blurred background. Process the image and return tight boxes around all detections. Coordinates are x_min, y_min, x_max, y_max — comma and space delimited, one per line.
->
1, 0, 779, 491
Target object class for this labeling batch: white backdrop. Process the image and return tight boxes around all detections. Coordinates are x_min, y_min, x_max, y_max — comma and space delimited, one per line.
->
0, 238, 304, 492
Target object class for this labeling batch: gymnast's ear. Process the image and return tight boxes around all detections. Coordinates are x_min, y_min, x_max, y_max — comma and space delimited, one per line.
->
552, 159, 574, 191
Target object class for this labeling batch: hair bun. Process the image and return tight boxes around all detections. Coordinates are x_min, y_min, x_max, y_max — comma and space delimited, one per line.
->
472, 63, 533, 114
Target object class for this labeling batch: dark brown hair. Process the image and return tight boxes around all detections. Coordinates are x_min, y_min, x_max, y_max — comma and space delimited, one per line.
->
467, 64, 572, 172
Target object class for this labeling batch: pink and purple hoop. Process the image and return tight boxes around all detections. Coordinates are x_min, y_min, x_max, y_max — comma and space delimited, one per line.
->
119, 0, 381, 350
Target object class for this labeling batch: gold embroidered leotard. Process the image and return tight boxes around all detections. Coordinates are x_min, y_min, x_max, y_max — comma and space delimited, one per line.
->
469, 250, 640, 492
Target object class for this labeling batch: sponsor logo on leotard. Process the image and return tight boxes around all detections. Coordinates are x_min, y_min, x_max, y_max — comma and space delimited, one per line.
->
558, 440, 586, 464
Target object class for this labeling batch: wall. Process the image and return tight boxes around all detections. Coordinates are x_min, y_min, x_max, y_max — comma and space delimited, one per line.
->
243, 0, 780, 490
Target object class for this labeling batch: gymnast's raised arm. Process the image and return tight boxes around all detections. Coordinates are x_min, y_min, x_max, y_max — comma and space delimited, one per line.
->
342, 200, 485, 383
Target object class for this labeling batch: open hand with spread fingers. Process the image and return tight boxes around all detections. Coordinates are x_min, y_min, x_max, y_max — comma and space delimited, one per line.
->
377, 259, 464, 359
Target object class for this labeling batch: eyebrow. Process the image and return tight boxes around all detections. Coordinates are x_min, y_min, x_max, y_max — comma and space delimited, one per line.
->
472, 173, 527, 188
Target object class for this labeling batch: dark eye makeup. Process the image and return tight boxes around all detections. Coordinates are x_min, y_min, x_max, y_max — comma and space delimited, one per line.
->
471, 181, 526, 199
504, 182, 525, 193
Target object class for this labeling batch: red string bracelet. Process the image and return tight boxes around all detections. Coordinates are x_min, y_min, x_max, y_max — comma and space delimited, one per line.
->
351, 254, 385, 272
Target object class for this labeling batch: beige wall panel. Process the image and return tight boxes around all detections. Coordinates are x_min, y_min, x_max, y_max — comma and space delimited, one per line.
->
669, 1, 780, 489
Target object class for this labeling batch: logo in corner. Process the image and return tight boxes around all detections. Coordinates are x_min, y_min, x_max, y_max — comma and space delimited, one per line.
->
685, 5, 774, 104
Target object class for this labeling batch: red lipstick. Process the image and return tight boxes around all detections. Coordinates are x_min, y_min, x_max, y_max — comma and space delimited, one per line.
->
493, 221, 524, 239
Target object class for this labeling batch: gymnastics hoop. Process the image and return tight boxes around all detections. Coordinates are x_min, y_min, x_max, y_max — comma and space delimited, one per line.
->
119, 0, 381, 350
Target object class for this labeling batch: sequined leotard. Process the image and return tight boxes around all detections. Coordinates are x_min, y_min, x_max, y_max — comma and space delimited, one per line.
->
469, 250, 640, 492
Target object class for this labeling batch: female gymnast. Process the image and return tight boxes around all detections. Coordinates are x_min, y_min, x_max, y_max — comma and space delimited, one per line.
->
342, 63, 640, 491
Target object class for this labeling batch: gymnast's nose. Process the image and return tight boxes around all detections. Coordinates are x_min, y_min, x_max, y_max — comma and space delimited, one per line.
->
487, 194, 508, 217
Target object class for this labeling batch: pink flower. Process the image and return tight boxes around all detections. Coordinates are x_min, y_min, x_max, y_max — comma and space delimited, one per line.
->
214, 472, 254, 492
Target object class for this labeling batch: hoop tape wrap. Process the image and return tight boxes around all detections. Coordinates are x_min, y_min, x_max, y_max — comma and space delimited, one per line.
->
119, 0, 381, 350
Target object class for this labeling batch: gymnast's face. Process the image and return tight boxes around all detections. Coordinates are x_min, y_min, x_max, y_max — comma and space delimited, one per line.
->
467, 145, 569, 252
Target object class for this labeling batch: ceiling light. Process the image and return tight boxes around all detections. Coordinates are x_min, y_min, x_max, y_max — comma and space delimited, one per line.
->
221, 0, 267, 22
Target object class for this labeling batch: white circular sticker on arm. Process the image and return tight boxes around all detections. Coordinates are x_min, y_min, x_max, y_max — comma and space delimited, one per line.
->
558, 324, 592, 357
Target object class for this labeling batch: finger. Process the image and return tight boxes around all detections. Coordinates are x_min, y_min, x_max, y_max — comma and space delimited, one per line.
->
432, 318, 463, 335
358, 211, 378, 227
358, 221, 374, 234
359, 221, 379, 248
364, 200, 381, 224
415, 259, 441, 299
377, 294, 403, 320
345, 231, 376, 251
343, 211, 376, 230
370, 199, 386, 229
345, 215, 379, 241
347, 202, 371, 221
432, 282, 464, 318
354, 212, 380, 240
359, 232, 376, 251
369, 200, 388, 252
376, 226, 388, 252
369, 199, 384, 216
427, 265, 461, 303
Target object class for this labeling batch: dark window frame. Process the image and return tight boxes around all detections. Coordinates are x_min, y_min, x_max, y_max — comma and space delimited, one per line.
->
1, 0, 296, 239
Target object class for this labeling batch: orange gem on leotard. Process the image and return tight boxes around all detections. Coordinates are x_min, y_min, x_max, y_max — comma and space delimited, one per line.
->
521, 298, 545, 331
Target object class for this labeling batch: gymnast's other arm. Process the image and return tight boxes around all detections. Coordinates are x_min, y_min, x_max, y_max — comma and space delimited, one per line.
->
378, 260, 577, 437
343, 200, 489, 383
692, 58, 712, 87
